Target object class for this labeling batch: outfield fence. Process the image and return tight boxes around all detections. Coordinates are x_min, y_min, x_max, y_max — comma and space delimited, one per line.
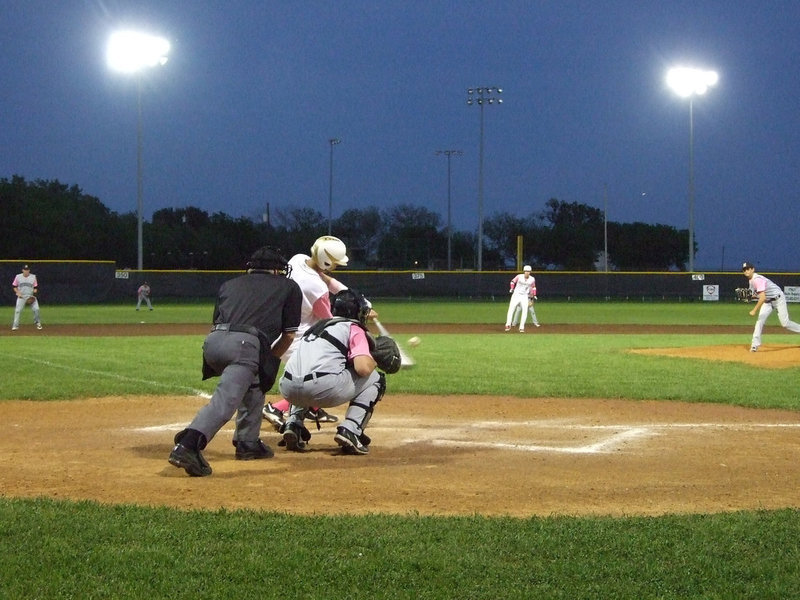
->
2, 260, 799, 304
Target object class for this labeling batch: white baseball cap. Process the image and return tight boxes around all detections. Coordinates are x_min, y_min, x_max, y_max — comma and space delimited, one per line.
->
523, 265, 532, 271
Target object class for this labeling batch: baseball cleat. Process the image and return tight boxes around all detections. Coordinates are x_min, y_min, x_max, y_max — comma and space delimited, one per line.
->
750, 346, 759, 352
262, 403, 285, 431
168, 443, 212, 477
305, 407, 338, 423
36, 323, 42, 330
282, 422, 308, 452
534, 323, 540, 327
335, 426, 369, 455
234, 439, 274, 460
504, 326, 511, 332
11, 326, 18, 331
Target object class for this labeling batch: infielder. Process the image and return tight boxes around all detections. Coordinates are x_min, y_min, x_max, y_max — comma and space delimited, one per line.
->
136, 281, 153, 311
168, 247, 302, 477
505, 265, 538, 332
279, 289, 388, 455
263, 235, 374, 429
742, 261, 800, 352
12, 264, 42, 331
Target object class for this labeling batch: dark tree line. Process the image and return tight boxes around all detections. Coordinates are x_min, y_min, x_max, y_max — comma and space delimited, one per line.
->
1, 175, 690, 270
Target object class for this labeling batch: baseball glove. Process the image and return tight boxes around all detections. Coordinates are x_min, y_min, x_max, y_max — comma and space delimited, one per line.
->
371, 335, 402, 374
735, 287, 754, 302
25, 296, 35, 305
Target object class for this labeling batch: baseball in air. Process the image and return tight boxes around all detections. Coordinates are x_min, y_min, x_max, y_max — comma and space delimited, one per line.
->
407, 336, 421, 347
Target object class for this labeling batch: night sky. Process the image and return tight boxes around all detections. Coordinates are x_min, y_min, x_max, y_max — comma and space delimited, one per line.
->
3, 1, 800, 270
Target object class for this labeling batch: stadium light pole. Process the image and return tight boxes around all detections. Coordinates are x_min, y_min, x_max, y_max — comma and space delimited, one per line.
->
466, 86, 502, 271
435, 150, 463, 270
328, 138, 341, 235
666, 66, 718, 273
107, 30, 170, 271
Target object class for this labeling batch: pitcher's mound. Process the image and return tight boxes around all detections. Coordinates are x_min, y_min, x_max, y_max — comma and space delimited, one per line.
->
632, 344, 800, 369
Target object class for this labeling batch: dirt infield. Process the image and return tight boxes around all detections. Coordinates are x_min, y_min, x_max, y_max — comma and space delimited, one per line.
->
2, 323, 800, 517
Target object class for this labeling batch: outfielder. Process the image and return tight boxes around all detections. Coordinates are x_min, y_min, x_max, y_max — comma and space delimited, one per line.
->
505, 266, 538, 332
279, 289, 398, 455
136, 282, 153, 311
742, 261, 800, 352
12, 264, 42, 331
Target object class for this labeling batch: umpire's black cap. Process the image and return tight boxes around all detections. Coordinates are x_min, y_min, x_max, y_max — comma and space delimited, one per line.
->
742, 261, 755, 271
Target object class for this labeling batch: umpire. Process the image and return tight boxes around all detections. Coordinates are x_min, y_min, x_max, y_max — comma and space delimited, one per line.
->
169, 246, 302, 477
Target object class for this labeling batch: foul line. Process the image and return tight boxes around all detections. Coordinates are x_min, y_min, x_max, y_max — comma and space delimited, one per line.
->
13, 354, 211, 398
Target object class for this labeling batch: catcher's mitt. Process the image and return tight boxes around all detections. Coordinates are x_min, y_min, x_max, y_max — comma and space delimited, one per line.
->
371, 335, 402, 374
25, 296, 35, 305
735, 287, 754, 302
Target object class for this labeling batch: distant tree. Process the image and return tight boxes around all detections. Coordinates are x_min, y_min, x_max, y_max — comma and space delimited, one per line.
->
483, 212, 528, 266
378, 204, 442, 269
539, 198, 603, 270
333, 207, 384, 266
608, 222, 689, 271
0, 175, 123, 261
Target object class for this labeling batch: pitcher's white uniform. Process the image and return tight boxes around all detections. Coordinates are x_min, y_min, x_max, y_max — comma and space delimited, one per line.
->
505, 267, 537, 332
12, 266, 41, 330
743, 263, 800, 350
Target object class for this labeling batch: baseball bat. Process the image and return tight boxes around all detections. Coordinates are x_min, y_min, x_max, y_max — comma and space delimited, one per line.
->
372, 318, 416, 367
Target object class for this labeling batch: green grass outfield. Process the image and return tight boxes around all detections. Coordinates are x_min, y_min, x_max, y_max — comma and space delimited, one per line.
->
1, 301, 799, 599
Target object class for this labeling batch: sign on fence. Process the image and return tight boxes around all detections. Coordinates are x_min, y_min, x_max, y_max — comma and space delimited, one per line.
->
703, 284, 719, 301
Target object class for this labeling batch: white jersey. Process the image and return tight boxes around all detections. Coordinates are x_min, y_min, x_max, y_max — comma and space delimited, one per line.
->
12, 272, 38, 298
510, 273, 536, 298
287, 254, 330, 336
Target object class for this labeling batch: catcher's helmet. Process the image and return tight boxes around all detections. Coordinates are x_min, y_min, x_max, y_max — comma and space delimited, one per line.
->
247, 246, 289, 274
331, 289, 370, 325
310, 235, 349, 271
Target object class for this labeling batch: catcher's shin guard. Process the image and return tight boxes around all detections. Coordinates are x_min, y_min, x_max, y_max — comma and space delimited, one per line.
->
344, 373, 385, 434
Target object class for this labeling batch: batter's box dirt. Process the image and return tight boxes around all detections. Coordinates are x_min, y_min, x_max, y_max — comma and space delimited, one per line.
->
1, 395, 799, 517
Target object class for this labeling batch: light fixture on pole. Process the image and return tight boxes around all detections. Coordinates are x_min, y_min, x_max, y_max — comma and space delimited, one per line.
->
328, 138, 341, 235
466, 86, 502, 271
435, 149, 463, 270
666, 66, 718, 273
107, 30, 170, 271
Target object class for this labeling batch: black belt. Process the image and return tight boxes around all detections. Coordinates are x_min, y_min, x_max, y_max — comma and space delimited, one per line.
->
211, 323, 260, 337
283, 371, 332, 382
767, 294, 782, 303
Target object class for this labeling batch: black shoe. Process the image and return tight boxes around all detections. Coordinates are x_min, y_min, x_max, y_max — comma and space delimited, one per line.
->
235, 439, 274, 460
334, 426, 369, 455
282, 422, 309, 452
262, 402, 285, 431
304, 407, 338, 424
168, 443, 212, 476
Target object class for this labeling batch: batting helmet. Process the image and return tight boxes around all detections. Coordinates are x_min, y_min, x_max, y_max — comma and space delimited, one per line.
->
310, 235, 349, 271
247, 246, 289, 274
331, 289, 370, 326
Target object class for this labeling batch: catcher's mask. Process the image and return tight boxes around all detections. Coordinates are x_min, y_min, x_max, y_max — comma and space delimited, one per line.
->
331, 289, 370, 326
247, 246, 290, 276
310, 235, 349, 271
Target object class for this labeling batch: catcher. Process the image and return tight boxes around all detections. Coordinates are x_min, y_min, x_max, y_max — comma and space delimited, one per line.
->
278, 288, 401, 455
11, 264, 42, 331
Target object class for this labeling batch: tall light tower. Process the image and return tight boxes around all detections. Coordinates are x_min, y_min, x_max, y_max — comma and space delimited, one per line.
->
435, 149, 463, 270
666, 67, 718, 273
107, 30, 170, 271
466, 86, 502, 271
328, 138, 341, 234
